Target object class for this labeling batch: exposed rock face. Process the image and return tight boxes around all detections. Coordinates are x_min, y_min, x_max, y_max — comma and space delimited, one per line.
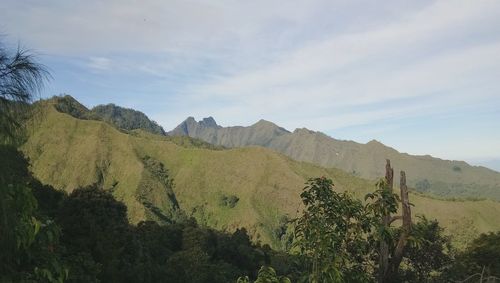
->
169, 117, 290, 147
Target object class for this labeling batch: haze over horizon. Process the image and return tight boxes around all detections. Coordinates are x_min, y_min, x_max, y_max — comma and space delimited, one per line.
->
1, 0, 499, 170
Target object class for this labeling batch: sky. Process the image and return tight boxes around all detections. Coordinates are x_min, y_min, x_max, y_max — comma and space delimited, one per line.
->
1, 0, 499, 171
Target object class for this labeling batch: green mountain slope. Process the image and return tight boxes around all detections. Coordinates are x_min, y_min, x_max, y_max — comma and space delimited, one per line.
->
170, 117, 500, 200
91, 103, 166, 135
49, 95, 166, 135
22, 101, 500, 248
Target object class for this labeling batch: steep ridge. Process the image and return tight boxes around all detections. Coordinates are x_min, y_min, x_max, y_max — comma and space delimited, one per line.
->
49, 95, 166, 135
170, 117, 500, 200
170, 117, 290, 147
91, 104, 166, 135
20, 100, 500, 248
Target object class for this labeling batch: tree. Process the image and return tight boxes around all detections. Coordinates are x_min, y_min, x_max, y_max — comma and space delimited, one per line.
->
0, 41, 49, 144
293, 177, 373, 282
398, 216, 453, 282
449, 231, 500, 280
57, 185, 134, 282
237, 266, 291, 283
293, 161, 426, 282
0, 40, 66, 282
0, 144, 67, 283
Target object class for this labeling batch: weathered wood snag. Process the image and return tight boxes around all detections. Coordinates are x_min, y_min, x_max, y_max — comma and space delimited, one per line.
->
391, 171, 412, 274
378, 159, 393, 282
378, 159, 412, 283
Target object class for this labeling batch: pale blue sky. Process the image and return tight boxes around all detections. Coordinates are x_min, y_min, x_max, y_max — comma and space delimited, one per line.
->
1, 0, 499, 170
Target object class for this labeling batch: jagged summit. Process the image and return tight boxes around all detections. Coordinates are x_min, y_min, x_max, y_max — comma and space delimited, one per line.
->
169, 116, 290, 147
181, 116, 219, 128
200, 116, 218, 128
169, 116, 221, 136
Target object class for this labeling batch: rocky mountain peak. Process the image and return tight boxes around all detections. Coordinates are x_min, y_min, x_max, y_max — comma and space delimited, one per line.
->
200, 117, 218, 128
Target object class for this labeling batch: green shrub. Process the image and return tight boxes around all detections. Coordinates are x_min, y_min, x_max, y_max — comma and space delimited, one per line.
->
219, 194, 240, 208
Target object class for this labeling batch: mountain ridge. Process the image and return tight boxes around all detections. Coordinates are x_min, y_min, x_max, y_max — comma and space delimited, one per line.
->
47, 95, 167, 135
20, 99, 500, 248
170, 116, 500, 200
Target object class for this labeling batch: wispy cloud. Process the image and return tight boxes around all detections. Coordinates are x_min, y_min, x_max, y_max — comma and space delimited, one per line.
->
1, 0, 499, 162
182, 0, 500, 126
87, 57, 111, 71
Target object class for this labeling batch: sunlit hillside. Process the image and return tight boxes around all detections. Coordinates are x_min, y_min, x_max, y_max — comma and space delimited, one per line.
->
22, 99, 500, 249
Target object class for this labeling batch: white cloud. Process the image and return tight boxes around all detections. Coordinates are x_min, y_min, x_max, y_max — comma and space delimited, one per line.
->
167, 1, 500, 135
186, 0, 500, 103
0, 0, 331, 54
87, 57, 111, 71
1, 0, 500, 160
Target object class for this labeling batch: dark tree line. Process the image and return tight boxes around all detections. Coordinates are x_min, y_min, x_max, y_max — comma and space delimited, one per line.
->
48, 184, 284, 282
1, 146, 298, 282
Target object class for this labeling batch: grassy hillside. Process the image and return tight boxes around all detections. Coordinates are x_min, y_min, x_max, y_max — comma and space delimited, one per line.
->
170, 117, 500, 201
22, 102, 500, 248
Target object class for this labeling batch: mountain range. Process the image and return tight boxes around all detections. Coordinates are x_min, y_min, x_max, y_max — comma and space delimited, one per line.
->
18, 96, 500, 249
170, 117, 500, 201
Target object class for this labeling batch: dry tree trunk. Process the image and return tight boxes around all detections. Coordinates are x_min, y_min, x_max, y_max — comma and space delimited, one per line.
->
378, 160, 393, 282
378, 160, 412, 283
391, 171, 412, 274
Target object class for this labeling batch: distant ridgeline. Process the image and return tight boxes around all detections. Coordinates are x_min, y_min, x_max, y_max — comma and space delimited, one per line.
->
20, 96, 500, 249
170, 116, 500, 201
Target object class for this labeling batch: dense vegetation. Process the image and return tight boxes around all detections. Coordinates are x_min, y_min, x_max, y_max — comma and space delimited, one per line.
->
49, 183, 288, 282
0, 147, 296, 282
